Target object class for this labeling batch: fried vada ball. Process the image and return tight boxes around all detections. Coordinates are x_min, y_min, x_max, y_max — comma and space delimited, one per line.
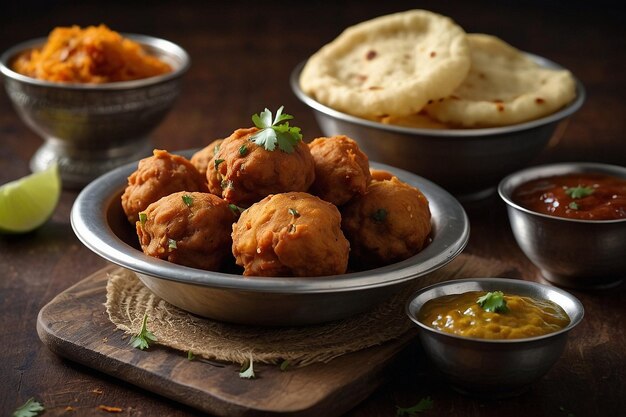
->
232, 192, 349, 277
121, 149, 208, 224
342, 177, 431, 268
136, 192, 235, 270
207, 128, 315, 207
190, 138, 224, 177
308, 135, 371, 206
370, 168, 394, 182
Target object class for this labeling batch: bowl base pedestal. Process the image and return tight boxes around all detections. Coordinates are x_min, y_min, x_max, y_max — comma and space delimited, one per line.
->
30, 138, 153, 189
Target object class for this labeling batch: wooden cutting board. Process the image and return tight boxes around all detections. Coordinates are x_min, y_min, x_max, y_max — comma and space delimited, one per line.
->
37, 265, 416, 417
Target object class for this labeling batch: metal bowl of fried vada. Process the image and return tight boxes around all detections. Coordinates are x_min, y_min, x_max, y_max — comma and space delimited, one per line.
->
71, 128, 469, 325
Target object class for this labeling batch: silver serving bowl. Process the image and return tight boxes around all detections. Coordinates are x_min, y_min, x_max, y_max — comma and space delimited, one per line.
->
406, 278, 584, 397
290, 56, 585, 201
0, 34, 190, 188
71, 151, 469, 326
499, 162, 626, 289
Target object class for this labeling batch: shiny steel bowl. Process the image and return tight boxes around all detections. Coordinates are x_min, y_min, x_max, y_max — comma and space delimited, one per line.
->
291, 56, 585, 201
71, 150, 469, 326
499, 162, 626, 289
406, 278, 584, 397
0, 34, 190, 188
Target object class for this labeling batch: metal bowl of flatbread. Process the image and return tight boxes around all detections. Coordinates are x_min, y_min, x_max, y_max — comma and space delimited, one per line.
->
293, 11, 585, 200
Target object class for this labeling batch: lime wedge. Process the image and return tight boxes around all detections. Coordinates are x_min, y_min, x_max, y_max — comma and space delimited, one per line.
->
0, 164, 61, 234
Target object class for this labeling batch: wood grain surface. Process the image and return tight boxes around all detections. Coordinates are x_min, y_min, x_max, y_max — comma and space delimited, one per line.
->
1, 1, 625, 416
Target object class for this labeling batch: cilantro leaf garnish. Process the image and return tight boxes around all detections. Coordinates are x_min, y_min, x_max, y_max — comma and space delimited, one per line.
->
214, 158, 225, 170
565, 185, 594, 199
129, 313, 157, 350
239, 144, 248, 156
568, 201, 579, 210
168, 239, 177, 251
396, 396, 434, 416
250, 106, 303, 153
372, 208, 388, 223
239, 354, 256, 379
12, 398, 44, 417
182, 194, 193, 207
229, 204, 244, 215
288, 208, 300, 218
477, 291, 509, 313
187, 351, 196, 361
280, 360, 291, 371
139, 212, 147, 225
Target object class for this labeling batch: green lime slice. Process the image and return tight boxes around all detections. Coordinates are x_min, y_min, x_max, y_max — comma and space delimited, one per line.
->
0, 164, 61, 234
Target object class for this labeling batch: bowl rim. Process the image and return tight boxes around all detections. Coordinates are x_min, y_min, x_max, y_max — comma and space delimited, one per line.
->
290, 54, 586, 137
0, 33, 190, 89
405, 277, 585, 344
498, 162, 626, 224
70, 151, 470, 294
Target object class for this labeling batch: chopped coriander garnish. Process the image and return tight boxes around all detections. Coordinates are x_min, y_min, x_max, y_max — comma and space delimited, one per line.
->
168, 239, 177, 251
249, 106, 303, 153
139, 212, 147, 225
477, 291, 509, 313
565, 185, 594, 199
239, 144, 248, 156
214, 158, 225, 170
12, 397, 44, 417
288, 208, 300, 218
182, 194, 194, 207
229, 204, 244, 215
187, 351, 196, 361
371, 208, 388, 223
568, 201, 579, 210
396, 396, 434, 415
279, 360, 291, 371
239, 354, 256, 379
129, 313, 157, 350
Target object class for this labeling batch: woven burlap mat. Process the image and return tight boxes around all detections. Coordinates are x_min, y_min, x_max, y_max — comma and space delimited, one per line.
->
105, 254, 514, 367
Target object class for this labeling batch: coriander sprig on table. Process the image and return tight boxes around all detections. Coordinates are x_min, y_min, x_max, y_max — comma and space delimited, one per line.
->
129, 312, 157, 350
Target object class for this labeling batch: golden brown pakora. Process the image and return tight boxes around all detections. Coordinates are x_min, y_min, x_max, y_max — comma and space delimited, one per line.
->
342, 176, 431, 268
207, 128, 315, 207
308, 135, 371, 206
136, 191, 235, 271
232, 192, 349, 277
121, 149, 208, 224
190, 138, 224, 177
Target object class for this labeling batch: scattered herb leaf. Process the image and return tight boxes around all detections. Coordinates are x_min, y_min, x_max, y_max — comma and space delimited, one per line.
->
280, 360, 291, 371
396, 396, 434, 416
214, 158, 225, 170
250, 106, 302, 153
371, 208, 388, 223
239, 354, 256, 379
565, 185, 594, 199
12, 398, 44, 417
477, 291, 509, 313
139, 212, 147, 225
187, 351, 196, 361
568, 201, 579, 210
129, 313, 157, 350
182, 194, 194, 207
288, 208, 300, 218
168, 239, 177, 251
239, 144, 248, 156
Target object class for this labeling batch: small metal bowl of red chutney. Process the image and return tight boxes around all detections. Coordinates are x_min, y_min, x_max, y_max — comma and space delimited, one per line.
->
498, 162, 626, 289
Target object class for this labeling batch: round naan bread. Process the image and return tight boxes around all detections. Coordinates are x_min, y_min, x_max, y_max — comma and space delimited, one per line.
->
299, 10, 471, 118
425, 34, 577, 127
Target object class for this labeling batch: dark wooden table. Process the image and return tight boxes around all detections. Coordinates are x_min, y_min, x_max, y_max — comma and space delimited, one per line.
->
1, 1, 624, 416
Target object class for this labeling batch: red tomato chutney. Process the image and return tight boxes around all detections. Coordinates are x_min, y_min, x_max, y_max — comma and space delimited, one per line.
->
512, 173, 626, 220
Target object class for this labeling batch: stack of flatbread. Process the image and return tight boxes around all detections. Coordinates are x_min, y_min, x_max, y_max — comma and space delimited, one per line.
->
299, 10, 577, 128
